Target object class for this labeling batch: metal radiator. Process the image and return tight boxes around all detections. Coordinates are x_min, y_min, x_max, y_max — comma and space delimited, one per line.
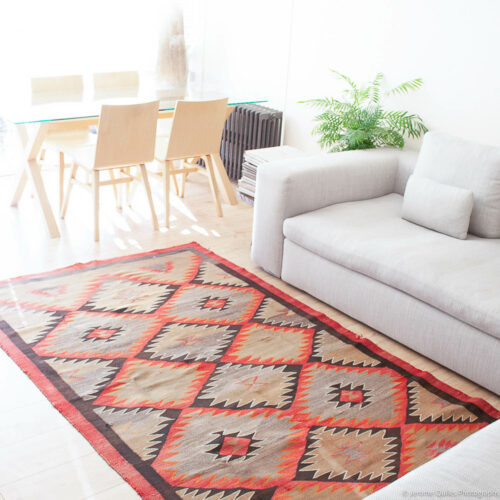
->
220, 104, 282, 180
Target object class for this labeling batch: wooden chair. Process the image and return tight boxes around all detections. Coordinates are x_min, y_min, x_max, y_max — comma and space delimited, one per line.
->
31, 75, 84, 105
31, 75, 89, 209
60, 101, 160, 242
93, 71, 139, 100
154, 98, 230, 227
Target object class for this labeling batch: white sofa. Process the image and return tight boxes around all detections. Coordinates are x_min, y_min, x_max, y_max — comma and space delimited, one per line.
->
251, 134, 500, 394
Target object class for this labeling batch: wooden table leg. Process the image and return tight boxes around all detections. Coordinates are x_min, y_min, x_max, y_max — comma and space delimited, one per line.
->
210, 153, 238, 206
26, 158, 60, 238
10, 125, 30, 207
204, 155, 223, 217
12, 122, 61, 238
11, 170, 28, 207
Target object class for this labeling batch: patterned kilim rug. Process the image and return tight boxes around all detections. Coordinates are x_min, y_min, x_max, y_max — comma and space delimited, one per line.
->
0, 242, 498, 499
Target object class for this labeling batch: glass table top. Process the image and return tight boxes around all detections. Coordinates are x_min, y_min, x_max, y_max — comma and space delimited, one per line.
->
0, 74, 267, 125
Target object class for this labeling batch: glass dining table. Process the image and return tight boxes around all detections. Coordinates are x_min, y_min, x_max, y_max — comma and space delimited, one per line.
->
2, 85, 266, 238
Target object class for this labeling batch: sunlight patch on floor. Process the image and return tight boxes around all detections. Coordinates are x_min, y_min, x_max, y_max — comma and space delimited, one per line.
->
112, 237, 126, 250
170, 196, 197, 222
127, 238, 142, 250
191, 224, 209, 236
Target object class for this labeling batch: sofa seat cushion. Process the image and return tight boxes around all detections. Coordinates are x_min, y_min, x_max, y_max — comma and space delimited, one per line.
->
283, 193, 500, 339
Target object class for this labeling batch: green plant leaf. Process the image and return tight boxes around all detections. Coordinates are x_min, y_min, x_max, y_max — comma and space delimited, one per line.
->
367, 72, 383, 103
389, 77, 423, 96
300, 70, 427, 152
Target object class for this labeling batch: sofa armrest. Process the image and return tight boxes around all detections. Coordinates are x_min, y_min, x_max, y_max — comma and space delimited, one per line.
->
251, 149, 401, 277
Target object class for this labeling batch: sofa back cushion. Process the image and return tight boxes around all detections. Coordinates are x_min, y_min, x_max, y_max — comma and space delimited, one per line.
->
414, 131, 500, 237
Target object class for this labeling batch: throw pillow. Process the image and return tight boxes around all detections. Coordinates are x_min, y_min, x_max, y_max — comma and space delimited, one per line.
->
402, 175, 473, 239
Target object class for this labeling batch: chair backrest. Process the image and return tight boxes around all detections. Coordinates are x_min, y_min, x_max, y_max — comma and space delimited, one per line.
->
165, 98, 229, 160
94, 101, 159, 169
31, 75, 84, 104
93, 71, 139, 99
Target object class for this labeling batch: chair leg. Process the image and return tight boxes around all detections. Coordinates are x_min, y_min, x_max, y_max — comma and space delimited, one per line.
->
139, 164, 159, 230
126, 167, 132, 206
93, 170, 100, 242
171, 166, 180, 196
61, 163, 79, 218
181, 163, 187, 198
204, 155, 223, 217
162, 161, 171, 228
109, 170, 121, 209
127, 166, 139, 205
58, 152, 65, 210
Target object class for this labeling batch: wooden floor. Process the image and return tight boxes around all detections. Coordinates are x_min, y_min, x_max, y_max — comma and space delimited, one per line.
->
0, 148, 499, 499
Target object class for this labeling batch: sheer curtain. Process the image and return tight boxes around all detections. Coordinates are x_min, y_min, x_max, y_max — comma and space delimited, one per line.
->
0, 0, 291, 106
0, 0, 202, 97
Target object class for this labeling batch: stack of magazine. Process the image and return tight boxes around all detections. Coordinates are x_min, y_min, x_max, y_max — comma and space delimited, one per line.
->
237, 146, 306, 206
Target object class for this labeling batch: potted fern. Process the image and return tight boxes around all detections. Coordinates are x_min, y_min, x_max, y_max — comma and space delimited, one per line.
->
301, 70, 428, 152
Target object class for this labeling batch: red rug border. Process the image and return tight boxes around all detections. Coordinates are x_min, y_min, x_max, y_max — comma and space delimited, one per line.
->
0, 241, 498, 499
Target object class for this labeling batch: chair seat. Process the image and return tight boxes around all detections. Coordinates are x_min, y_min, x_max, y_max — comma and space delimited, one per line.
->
44, 130, 97, 151
59, 144, 141, 171
59, 144, 96, 170
155, 136, 170, 161
157, 118, 172, 137
45, 131, 98, 170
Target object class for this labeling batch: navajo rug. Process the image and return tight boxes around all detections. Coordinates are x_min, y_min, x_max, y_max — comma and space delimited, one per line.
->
0, 242, 498, 499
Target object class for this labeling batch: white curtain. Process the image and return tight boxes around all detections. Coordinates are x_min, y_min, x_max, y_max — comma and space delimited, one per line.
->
0, 0, 200, 93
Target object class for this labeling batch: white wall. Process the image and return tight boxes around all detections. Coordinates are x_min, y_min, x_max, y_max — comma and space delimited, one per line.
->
198, 0, 292, 109
200, 0, 500, 153
284, 0, 500, 152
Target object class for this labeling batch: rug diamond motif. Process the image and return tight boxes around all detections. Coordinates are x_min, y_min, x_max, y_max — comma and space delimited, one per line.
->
94, 406, 179, 462
152, 407, 308, 490
223, 322, 314, 364
45, 357, 121, 401
273, 482, 381, 499
0, 244, 496, 500
0, 271, 101, 311
175, 487, 268, 500
399, 423, 487, 476
252, 297, 316, 328
113, 251, 202, 285
160, 283, 264, 325
406, 380, 479, 423
95, 358, 214, 409
0, 304, 64, 344
296, 425, 401, 482
140, 322, 239, 363
194, 363, 300, 409
294, 363, 407, 427
193, 260, 249, 288
33, 310, 163, 359
311, 329, 382, 367
82, 277, 177, 314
